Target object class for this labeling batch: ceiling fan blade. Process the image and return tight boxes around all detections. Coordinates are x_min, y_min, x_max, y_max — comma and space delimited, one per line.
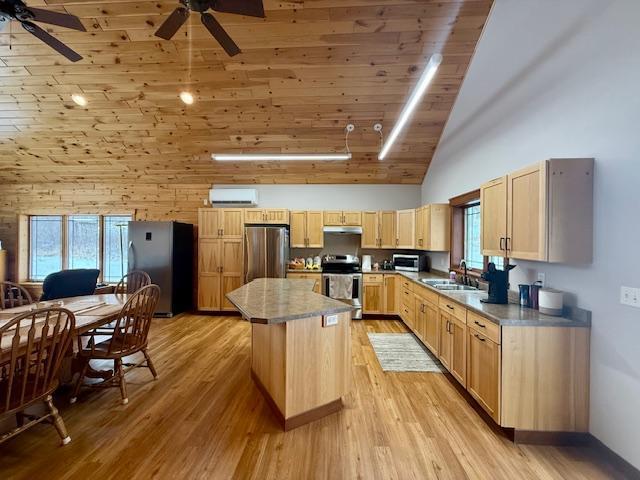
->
213, 0, 265, 18
27, 7, 86, 32
201, 13, 240, 57
21, 21, 82, 62
155, 8, 189, 40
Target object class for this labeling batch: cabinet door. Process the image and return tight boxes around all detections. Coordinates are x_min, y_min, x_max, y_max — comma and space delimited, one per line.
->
221, 275, 242, 311
413, 298, 426, 340
198, 274, 221, 310
450, 317, 467, 387
396, 209, 415, 249
220, 209, 244, 238
481, 176, 508, 256
379, 211, 396, 248
361, 211, 379, 248
199, 239, 222, 274
265, 209, 289, 224
363, 283, 384, 314
323, 211, 344, 226
289, 211, 307, 247
415, 206, 424, 249
199, 209, 221, 238
422, 205, 431, 250
221, 239, 243, 276
429, 204, 451, 252
342, 211, 362, 226
423, 301, 439, 355
244, 209, 265, 224
383, 274, 399, 314
507, 162, 547, 260
467, 330, 501, 422
306, 211, 324, 248
438, 312, 452, 371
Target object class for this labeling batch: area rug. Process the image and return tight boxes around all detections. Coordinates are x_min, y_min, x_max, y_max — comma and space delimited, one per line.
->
367, 333, 444, 373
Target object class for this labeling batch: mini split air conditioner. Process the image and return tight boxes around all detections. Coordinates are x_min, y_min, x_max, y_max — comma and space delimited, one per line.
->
209, 188, 258, 207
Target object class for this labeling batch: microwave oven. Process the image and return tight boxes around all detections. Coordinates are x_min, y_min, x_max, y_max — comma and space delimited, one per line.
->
392, 254, 428, 272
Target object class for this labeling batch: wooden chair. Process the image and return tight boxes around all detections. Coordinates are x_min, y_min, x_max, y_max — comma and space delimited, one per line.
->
114, 270, 151, 295
71, 284, 160, 405
0, 308, 75, 446
0, 281, 33, 310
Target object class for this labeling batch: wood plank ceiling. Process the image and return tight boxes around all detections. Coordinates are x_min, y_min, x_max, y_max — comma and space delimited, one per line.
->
0, 0, 492, 185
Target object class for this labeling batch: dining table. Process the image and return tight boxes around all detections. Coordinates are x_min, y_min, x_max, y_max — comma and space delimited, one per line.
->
0, 293, 130, 379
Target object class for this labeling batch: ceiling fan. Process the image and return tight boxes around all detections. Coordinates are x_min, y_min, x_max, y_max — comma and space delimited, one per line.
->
0, 0, 86, 62
155, 0, 265, 57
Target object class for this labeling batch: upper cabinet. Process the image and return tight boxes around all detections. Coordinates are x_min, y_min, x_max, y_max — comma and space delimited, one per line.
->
244, 209, 290, 225
323, 211, 362, 226
415, 204, 451, 251
481, 158, 594, 263
290, 211, 324, 248
361, 211, 396, 248
199, 208, 243, 239
396, 209, 415, 249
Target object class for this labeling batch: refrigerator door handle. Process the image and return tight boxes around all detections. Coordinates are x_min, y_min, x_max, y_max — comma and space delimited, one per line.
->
244, 229, 250, 283
128, 240, 135, 270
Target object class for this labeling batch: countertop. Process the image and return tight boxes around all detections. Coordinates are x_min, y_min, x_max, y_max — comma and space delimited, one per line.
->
286, 269, 322, 273
225, 278, 352, 324
396, 271, 591, 328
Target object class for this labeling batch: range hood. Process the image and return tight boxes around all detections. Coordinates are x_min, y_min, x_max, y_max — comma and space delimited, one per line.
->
323, 226, 362, 234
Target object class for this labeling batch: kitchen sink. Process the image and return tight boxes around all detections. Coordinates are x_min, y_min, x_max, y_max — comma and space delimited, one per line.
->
433, 284, 478, 291
419, 279, 456, 286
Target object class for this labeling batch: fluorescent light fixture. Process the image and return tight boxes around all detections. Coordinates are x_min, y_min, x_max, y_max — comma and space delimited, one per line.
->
180, 91, 195, 105
71, 94, 87, 107
378, 53, 443, 160
212, 153, 352, 161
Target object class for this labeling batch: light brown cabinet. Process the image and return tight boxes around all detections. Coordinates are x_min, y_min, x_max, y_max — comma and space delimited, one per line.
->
415, 204, 451, 251
244, 209, 290, 225
481, 158, 594, 263
395, 209, 415, 249
363, 283, 384, 314
383, 274, 399, 314
467, 325, 501, 422
286, 272, 321, 293
361, 211, 396, 249
324, 211, 362, 226
438, 304, 467, 386
290, 211, 323, 248
414, 294, 439, 355
199, 208, 244, 239
363, 273, 398, 315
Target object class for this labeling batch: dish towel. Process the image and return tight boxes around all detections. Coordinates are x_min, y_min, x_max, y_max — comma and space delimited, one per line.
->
328, 274, 353, 300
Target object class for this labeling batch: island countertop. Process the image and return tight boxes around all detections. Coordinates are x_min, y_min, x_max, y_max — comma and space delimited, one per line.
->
226, 278, 353, 324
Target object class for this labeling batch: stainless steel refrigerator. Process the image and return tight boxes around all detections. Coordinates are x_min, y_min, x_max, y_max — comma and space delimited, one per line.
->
127, 221, 193, 316
244, 226, 288, 283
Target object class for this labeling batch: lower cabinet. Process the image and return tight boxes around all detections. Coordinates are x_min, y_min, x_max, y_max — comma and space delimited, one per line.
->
467, 327, 501, 422
383, 274, 399, 314
286, 272, 321, 293
364, 273, 399, 315
364, 282, 384, 314
198, 238, 243, 311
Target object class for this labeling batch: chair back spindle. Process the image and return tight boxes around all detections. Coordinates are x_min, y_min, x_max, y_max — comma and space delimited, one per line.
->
0, 282, 33, 310
115, 271, 152, 295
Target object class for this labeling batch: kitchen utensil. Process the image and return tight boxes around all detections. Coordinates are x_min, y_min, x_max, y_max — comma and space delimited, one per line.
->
539, 288, 564, 316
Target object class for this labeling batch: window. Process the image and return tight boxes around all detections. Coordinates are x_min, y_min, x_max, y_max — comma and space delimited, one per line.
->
450, 190, 506, 274
27, 214, 132, 282
29, 216, 63, 281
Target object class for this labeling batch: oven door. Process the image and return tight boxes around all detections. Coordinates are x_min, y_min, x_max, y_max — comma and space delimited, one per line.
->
322, 273, 362, 320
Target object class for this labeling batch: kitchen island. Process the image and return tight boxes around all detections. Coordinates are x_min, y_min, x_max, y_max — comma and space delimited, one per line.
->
226, 278, 353, 430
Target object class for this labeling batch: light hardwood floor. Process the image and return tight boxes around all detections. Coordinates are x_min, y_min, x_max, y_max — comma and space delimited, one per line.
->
0, 315, 629, 479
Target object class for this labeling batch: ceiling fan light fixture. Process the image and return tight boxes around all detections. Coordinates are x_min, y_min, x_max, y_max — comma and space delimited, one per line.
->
71, 94, 87, 106
212, 153, 352, 162
180, 91, 195, 105
378, 53, 443, 161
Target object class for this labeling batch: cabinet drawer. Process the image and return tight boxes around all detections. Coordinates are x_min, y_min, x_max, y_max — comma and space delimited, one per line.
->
467, 311, 501, 344
438, 297, 467, 322
415, 284, 439, 305
400, 278, 414, 292
364, 274, 384, 284
401, 289, 414, 310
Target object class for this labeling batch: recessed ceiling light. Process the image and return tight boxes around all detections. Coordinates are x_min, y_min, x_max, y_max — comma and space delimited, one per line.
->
212, 153, 352, 161
378, 53, 443, 160
180, 91, 195, 105
71, 94, 87, 107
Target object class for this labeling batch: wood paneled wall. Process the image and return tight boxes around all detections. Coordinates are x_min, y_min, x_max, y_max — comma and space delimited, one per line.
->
0, 183, 210, 280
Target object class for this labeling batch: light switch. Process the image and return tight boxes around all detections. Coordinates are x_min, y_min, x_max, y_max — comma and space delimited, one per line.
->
620, 286, 640, 308
323, 314, 339, 327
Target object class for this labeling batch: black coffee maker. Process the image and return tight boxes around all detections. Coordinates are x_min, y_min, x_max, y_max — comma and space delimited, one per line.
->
481, 263, 516, 304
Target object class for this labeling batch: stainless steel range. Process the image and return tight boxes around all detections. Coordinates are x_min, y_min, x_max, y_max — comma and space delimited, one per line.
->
321, 254, 362, 319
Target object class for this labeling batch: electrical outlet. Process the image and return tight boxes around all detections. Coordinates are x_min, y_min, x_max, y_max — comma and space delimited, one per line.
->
537, 273, 546, 287
620, 286, 640, 308
323, 314, 339, 327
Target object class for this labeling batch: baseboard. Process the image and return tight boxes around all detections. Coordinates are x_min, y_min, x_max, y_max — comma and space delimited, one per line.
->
196, 310, 241, 316
513, 430, 590, 446
589, 436, 640, 479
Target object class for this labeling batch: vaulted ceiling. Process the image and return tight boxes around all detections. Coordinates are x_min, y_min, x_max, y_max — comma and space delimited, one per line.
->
0, 0, 491, 185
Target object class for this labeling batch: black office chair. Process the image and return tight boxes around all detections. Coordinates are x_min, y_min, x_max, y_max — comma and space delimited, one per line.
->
40, 269, 100, 301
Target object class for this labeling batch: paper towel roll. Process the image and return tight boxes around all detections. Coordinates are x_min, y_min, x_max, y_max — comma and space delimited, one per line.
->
539, 288, 564, 316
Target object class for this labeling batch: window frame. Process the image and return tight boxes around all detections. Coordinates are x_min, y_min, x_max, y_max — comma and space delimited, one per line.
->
449, 190, 507, 277
24, 213, 133, 283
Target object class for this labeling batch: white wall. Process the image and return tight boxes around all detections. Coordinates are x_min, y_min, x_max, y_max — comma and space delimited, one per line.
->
214, 184, 421, 210
421, 0, 640, 467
